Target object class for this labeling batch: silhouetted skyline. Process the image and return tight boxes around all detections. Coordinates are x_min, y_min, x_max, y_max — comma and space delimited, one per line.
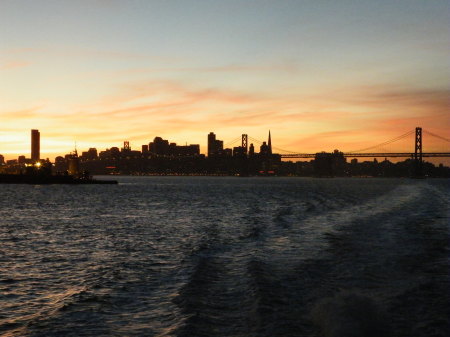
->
1, 128, 449, 178
1, 127, 449, 165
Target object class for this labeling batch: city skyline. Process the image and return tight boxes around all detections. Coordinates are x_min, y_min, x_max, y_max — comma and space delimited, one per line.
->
3, 128, 448, 178
2, 127, 449, 167
1, 1, 449, 160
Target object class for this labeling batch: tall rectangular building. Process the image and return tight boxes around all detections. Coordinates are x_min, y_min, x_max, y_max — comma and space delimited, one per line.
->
207, 132, 223, 157
207, 132, 216, 157
31, 129, 40, 162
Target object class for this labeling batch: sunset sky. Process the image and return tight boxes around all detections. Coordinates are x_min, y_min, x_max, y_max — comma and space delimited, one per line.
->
1, 0, 449, 160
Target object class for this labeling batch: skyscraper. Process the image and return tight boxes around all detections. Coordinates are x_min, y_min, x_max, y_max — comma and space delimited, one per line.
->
31, 129, 40, 162
207, 132, 216, 157
207, 132, 223, 157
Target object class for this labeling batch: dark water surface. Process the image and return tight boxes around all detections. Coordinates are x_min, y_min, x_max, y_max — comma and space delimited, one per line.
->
0, 177, 448, 336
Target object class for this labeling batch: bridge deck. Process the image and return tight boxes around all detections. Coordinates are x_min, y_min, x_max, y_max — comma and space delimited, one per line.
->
280, 152, 450, 159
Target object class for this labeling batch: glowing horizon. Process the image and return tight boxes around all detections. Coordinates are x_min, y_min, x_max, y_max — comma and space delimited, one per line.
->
1, 1, 449, 161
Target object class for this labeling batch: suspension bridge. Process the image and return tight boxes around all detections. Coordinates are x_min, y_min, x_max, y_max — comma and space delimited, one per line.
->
225, 127, 450, 160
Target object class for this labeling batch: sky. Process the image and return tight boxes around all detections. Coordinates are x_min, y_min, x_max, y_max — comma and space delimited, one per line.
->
0, 0, 449, 160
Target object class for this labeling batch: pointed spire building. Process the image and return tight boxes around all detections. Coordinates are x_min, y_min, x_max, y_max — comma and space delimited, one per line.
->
268, 130, 272, 154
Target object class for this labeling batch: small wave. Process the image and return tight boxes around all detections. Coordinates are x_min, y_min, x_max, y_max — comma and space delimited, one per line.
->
0, 277, 19, 284
0, 286, 88, 336
173, 255, 230, 336
273, 206, 294, 228
311, 291, 391, 337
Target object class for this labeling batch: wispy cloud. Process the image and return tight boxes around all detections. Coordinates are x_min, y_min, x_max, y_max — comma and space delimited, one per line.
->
0, 106, 43, 118
167, 62, 300, 74
0, 60, 30, 70
352, 86, 449, 111
1, 75, 449, 158
2, 46, 144, 60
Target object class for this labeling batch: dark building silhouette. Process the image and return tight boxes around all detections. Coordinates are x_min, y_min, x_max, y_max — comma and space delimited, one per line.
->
150, 137, 170, 155
99, 147, 120, 159
223, 148, 232, 157
257, 130, 273, 156
31, 129, 40, 162
170, 144, 200, 156
207, 132, 224, 157
150, 137, 199, 156
232, 146, 246, 157
314, 150, 347, 176
259, 142, 270, 155
249, 143, 255, 156
81, 148, 98, 161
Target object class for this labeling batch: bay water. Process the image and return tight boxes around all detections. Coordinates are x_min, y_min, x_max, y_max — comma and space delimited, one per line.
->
0, 177, 448, 336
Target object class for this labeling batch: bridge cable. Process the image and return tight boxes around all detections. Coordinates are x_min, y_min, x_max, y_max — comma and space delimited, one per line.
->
346, 130, 415, 153
248, 136, 264, 145
223, 136, 242, 148
423, 130, 450, 143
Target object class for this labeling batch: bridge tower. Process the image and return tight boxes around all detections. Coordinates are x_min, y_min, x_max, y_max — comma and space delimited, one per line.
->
414, 127, 423, 177
242, 134, 248, 154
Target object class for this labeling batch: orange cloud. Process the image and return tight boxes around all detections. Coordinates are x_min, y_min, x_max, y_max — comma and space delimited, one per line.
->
0, 61, 30, 70
0, 106, 43, 119
1, 74, 449, 162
